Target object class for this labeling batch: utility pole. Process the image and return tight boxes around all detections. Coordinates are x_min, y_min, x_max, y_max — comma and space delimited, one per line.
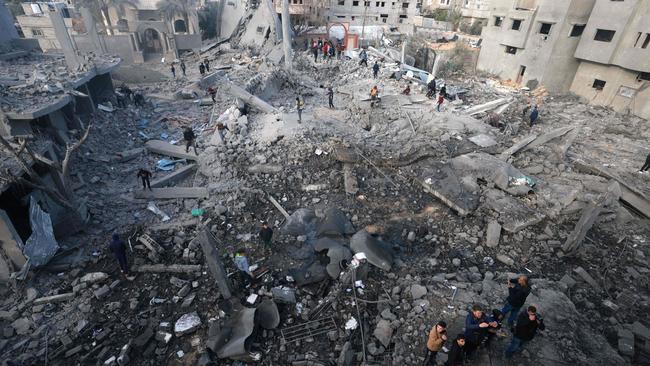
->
282, 0, 293, 70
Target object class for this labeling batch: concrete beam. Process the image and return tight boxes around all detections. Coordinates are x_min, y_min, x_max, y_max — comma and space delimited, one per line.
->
222, 81, 277, 114
150, 164, 197, 188
132, 264, 202, 273
523, 127, 574, 151
134, 187, 208, 199
499, 134, 538, 160
463, 98, 511, 116
192, 228, 232, 299
145, 140, 199, 160
33, 292, 75, 305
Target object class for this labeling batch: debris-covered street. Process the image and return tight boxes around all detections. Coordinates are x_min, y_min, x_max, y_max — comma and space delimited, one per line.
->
0, 0, 649, 365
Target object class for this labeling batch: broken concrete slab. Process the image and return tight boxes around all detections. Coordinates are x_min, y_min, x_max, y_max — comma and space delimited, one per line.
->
350, 229, 393, 271
485, 220, 501, 248
562, 181, 619, 254
451, 153, 535, 196
283, 208, 317, 236
463, 98, 511, 116
215, 307, 257, 361
175, 312, 202, 336
145, 140, 199, 161
150, 164, 197, 188
573, 266, 602, 292
316, 207, 356, 237
192, 228, 232, 299
523, 126, 574, 152
484, 189, 545, 233
468, 134, 497, 148
499, 134, 538, 160
132, 264, 202, 273
373, 319, 393, 348
134, 187, 209, 199
343, 163, 359, 195
221, 80, 277, 114
419, 162, 480, 217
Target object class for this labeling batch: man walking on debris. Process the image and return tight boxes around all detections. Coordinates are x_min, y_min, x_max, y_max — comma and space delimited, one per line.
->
137, 168, 152, 191
180, 61, 186, 76
204, 58, 210, 72
505, 306, 545, 359
426, 78, 436, 98
370, 85, 379, 107
445, 334, 465, 366
171, 64, 176, 78
208, 87, 217, 102
464, 304, 496, 359
259, 222, 273, 251
109, 234, 130, 276
359, 49, 368, 66
327, 87, 334, 108
234, 248, 253, 287
312, 43, 319, 63
402, 84, 411, 95
184, 126, 198, 155
296, 96, 305, 123
423, 321, 447, 365
373, 61, 380, 78
640, 152, 650, 172
501, 275, 531, 329
436, 93, 445, 112
530, 105, 539, 126
199, 62, 206, 76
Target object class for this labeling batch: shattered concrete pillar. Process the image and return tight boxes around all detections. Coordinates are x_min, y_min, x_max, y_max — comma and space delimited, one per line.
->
281, 0, 292, 70
193, 228, 233, 299
49, 8, 80, 70
80, 7, 105, 54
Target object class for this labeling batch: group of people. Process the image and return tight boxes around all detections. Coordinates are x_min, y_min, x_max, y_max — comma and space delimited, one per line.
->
170, 61, 187, 78
309, 38, 345, 62
424, 275, 545, 365
170, 58, 211, 78
116, 85, 145, 108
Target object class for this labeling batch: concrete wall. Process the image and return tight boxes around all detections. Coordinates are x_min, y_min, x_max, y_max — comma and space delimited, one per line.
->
476, 0, 595, 92
413, 16, 452, 30
0, 0, 18, 46
574, 0, 650, 73
570, 61, 650, 120
327, 0, 420, 26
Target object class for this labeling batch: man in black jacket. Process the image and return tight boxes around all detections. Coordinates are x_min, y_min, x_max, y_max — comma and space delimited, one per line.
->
501, 275, 531, 328
505, 306, 545, 358
445, 334, 465, 366
259, 222, 273, 247
184, 127, 198, 155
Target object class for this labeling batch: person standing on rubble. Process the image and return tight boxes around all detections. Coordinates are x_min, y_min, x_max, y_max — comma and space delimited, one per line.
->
184, 126, 198, 155
426, 78, 436, 98
323, 42, 330, 61
436, 93, 445, 112
640, 152, 650, 172
180, 61, 186, 76
137, 168, 152, 191
312, 43, 319, 63
505, 306, 545, 359
234, 248, 253, 287
423, 321, 447, 366
500, 275, 531, 329
464, 304, 495, 359
327, 87, 335, 108
296, 96, 305, 123
445, 334, 466, 366
259, 221, 273, 248
529, 105, 539, 127
204, 58, 210, 72
171, 64, 176, 78
359, 49, 368, 67
370, 85, 379, 107
199, 62, 206, 76
208, 87, 217, 102
373, 61, 380, 78
109, 234, 130, 276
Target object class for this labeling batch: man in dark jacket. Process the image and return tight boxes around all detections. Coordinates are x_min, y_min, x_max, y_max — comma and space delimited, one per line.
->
426, 79, 436, 98
445, 334, 465, 366
464, 304, 494, 359
327, 87, 334, 108
109, 234, 129, 275
501, 275, 531, 328
373, 61, 380, 78
505, 306, 545, 358
136, 168, 152, 190
184, 127, 198, 155
530, 105, 539, 126
259, 221, 273, 247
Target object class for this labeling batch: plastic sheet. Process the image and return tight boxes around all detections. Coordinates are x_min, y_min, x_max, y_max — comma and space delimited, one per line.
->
23, 197, 59, 267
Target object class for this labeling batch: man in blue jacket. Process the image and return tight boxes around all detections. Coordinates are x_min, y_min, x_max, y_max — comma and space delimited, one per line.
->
501, 275, 531, 329
464, 304, 496, 359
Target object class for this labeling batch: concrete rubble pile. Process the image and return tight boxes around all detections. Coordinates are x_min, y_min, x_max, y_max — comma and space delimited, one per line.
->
0, 19, 649, 366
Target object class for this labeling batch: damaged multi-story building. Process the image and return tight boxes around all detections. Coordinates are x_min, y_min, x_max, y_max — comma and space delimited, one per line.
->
421, 0, 490, 22
476, 0, 649, 119
16, 0, 201, 63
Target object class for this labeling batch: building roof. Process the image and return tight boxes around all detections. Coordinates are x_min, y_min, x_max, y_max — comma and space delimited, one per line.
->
0, 52, 121, 119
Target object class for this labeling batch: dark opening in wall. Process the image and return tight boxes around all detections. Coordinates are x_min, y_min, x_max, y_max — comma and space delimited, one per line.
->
594, 29, 616, 42
570, 24, 585, 37
511, 19, 522, 30
592, 79, 606, 90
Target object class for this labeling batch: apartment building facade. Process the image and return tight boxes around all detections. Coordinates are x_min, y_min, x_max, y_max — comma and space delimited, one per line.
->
570, 0, 650, 119
476, 0, 595, 92
423, 0, 490, 21
324, 0, 421, 26
16, 1, 76, 51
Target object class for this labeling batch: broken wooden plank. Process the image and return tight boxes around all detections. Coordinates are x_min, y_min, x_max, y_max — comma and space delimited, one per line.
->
192, 228, 232, 299
463, 98, 511, 116
132, 264, 202, 273
150, 164, 197, 188
267, 194, 290, 219
343, 163, 359, 195
499, 134, 538, 160
134, 187, 208, 199
33, 293, 75, 305
145, 140, 199, 161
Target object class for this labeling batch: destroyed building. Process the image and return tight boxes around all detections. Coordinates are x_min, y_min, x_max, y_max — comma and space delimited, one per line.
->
0, 0, 648, 365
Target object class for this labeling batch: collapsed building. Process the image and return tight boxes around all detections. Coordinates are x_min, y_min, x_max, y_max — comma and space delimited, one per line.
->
0, 0, 649, 365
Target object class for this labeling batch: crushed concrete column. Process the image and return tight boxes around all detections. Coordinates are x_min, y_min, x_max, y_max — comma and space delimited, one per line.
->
49, 8, 80, 70
80, 7, 105, 54
281, 0, 292, 70
193, 228, 232, 299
